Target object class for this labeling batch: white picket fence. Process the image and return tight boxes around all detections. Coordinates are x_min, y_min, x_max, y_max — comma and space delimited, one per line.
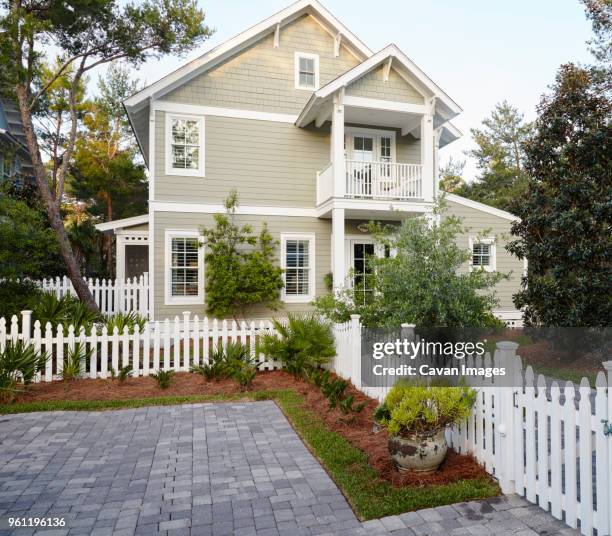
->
36, 273, 150, 317
0, 310, 280, 380
330, 319, 612, 536
3, 310, 611, 536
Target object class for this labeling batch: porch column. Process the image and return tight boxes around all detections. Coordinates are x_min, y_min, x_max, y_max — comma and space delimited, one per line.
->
332, 207, 345, 289
421, 99, 435, 202
116, 235, 126, 280
331, 89, 345, 198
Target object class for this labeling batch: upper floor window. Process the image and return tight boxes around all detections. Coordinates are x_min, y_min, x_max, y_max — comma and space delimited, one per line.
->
295, 52, 319, 90
281, 233, 315, 303
165, 114, 205, 177
470, 237, 496, 272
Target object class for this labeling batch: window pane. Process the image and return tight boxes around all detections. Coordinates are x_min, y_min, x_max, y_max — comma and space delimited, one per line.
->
299, 72, 314, 87
284, 239, 310, 295
171, 237, 199, 296
184, 121, 199, 144
171, 118, 200, 171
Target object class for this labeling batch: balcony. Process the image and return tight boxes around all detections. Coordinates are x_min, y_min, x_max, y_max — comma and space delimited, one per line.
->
317, 160, 422, 206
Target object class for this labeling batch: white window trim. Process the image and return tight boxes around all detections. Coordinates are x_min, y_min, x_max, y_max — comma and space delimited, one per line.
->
294, 52, 320, 91
165, 113, 205, 177
468, 236, 496, 272
281, 233, 316, 303
164, 230, 205, 306
344, 127, 397, 162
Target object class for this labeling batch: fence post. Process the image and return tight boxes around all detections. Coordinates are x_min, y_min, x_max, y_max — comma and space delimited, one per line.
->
21, 310, 32, 344
604, 360, 612, 536
350, 314, 361, 388
495, 341, 519, 494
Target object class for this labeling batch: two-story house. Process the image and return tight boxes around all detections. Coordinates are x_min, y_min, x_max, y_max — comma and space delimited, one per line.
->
0, 97, 33, 185
96, 0, 524, 325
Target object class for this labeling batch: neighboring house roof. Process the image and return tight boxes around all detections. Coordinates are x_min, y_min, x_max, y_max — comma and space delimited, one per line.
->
95, 214, 149, 233
124, 0, 372, 110
445, 193, 520, 222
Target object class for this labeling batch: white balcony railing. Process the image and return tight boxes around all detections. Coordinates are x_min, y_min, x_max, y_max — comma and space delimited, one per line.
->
346, 160, 422, 200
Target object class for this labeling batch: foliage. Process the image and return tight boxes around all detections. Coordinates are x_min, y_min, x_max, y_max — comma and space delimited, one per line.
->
507, 64, 611, 327
438, 157, 466, 193
581, 0, 612, 65
455, 101, 533, 211
110, 365, 132, 384
0, 342, 48, 401
338, 394, 367, 415
152, 370, 174, 389
0, 280, 43, 319
377, 382, 477, 436
190, 341, 256, 388
257, 314, 336, 377
321, 376, 349, 409
31, 292, 101, 330
104, 312, 147, 335
201, 192, 285, 318
0, 194, 61, 280
314, 201, 506, 328
60, 342, 92, 381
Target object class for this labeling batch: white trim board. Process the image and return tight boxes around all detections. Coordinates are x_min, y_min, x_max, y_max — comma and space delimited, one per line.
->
151, 201, 318, 218
280, 232, 316, 303
124, 0, 372, 110
445, 193, 520, 222
153, 101, 298, 124
95, 214, 149, 232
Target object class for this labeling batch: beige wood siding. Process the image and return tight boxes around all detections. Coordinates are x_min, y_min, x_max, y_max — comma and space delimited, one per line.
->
121, 223, 149, 232
163, 15, 360, 114
131, 106, 149, 163
346, 65, 424, 104
155, 111, 330, 206
445, 200, 523, 311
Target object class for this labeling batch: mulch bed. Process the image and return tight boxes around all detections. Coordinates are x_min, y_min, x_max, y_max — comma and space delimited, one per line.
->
13, 370, 490, 488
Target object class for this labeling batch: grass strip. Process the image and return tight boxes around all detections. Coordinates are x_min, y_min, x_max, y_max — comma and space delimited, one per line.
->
1, 389, 499, 520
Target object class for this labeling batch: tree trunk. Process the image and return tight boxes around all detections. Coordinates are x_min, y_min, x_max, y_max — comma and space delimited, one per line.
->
14, 84, 99, 313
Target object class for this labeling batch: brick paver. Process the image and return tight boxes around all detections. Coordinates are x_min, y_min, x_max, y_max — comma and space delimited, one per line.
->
0, 403, 579, 535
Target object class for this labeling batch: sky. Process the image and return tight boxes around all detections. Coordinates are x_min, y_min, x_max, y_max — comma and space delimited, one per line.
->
125, 0, 594, 182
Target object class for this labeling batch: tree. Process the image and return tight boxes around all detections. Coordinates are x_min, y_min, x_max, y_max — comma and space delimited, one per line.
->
0, 0, 212, 310
438, 157, 466, 193
507, 64, 611, 327
69, 63, 148, 275
201, 192, 285, 319
314, 201, 505, 328
581, 0, 612, 65
456, 101, 533, 211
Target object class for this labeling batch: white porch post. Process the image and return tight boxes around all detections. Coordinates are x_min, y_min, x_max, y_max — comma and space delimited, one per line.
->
116, 235, 126, 280
331, 89, 345, 198
332, 207, 345, 289
421, 98, 435, 202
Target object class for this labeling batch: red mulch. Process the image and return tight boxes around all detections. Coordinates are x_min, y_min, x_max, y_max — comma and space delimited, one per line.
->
13, 370, 491, 488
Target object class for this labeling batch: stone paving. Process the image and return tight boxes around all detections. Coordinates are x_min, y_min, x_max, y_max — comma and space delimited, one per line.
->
0, 402, 579, 535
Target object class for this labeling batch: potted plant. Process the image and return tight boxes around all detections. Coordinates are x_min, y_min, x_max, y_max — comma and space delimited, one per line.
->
374, 382, 476, 473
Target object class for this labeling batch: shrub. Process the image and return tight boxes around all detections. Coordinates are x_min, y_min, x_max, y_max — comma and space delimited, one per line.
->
31, 292, 101, 330
0, 280, 42, 319
104, 312, 148, 335
0, 341, 48, 402
377, 382, 477, 436
257, 314, 336, 377
110, 365, 132, 384
152, 370, 174, 389
190, 341, 257, 388
60, 342, 92, 381
321, 377, 349, 409
231, 361, 257, 389
339, 394, 367, 415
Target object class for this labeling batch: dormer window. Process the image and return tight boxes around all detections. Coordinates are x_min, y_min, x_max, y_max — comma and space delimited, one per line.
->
295, 52, 319, 90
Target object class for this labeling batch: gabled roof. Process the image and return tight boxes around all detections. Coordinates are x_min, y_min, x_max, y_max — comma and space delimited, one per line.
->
446, 193, 519, 222
124, 0, 372, 111
296, 44, 462, 131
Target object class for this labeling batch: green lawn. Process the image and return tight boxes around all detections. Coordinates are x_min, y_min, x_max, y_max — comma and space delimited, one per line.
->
1, 389, 499, 520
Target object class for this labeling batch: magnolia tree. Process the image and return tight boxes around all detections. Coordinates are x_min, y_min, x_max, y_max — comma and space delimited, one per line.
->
0, 0, 212, 310
314, 202, 506, 328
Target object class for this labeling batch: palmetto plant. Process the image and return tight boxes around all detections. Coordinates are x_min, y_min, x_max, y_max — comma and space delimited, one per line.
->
104, 312, 147, 335
60, 342, 93, 381
152, 370, 174, 389
0, 341, 48, 402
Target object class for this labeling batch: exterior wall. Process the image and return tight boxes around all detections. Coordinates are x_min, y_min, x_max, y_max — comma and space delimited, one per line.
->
163, 15, 360, 115
445, 200, 523, 311
154, 112, 330, 206
131, 106, 150, 164
346, 65, 424, 104
120, 223, 149, 232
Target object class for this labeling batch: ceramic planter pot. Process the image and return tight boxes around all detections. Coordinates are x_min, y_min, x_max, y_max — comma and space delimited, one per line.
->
388, 429, 447, 473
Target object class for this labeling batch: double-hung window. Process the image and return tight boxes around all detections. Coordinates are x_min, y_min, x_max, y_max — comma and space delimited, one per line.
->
165, 114, 205, 177
295, 52, 319, 90
469, 237, 496, 272
165, 231, 204, 305
281, 234, 315, 302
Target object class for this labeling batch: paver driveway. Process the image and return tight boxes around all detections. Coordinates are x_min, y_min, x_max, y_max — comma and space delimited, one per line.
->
0, 402, 578, 535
